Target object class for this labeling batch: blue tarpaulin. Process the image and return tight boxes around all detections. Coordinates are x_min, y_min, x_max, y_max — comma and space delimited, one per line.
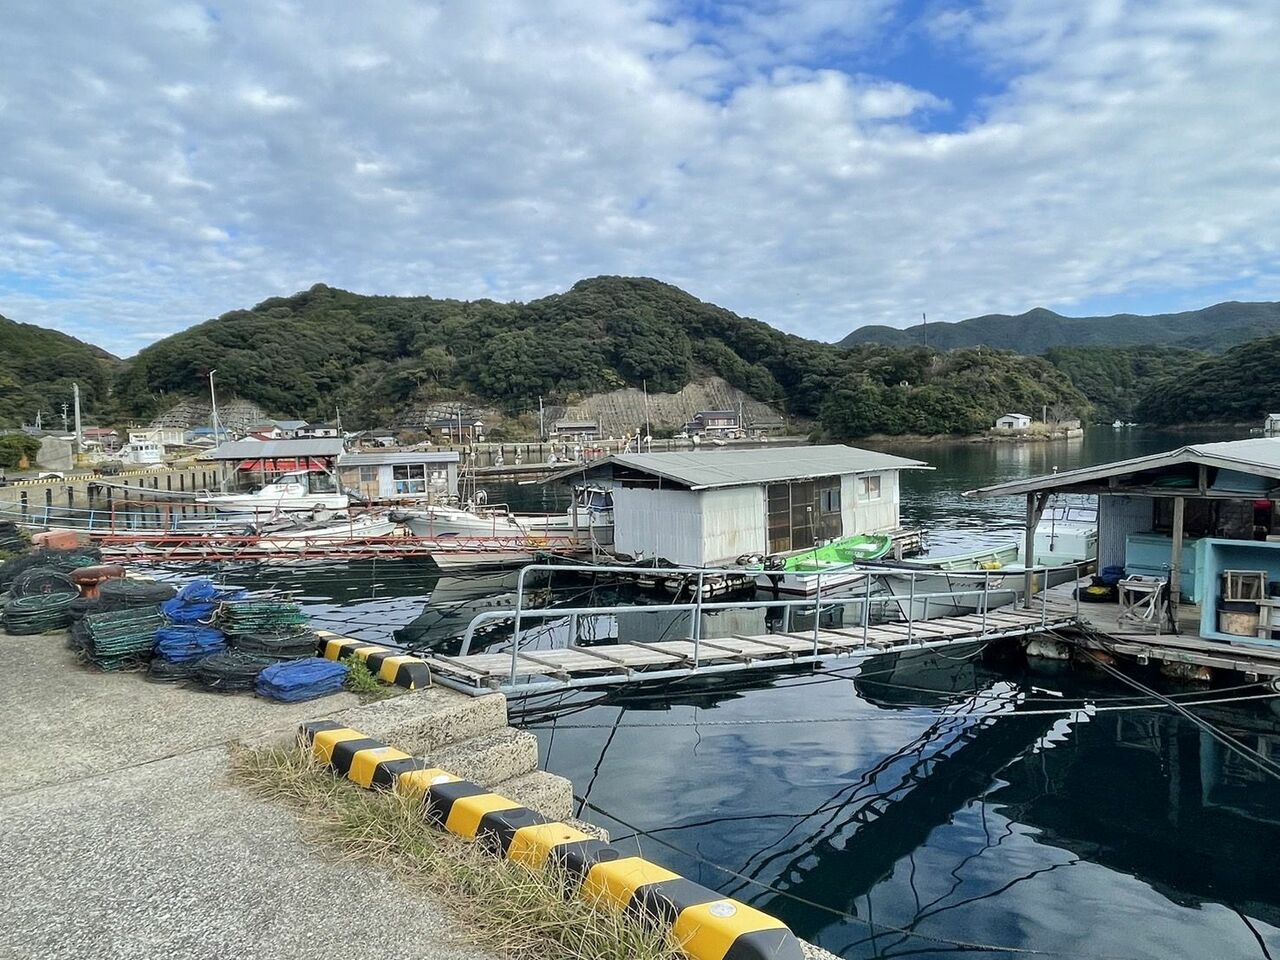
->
255, 657, 348, 702
162, 578, 248, 624
154, 624, 226, 663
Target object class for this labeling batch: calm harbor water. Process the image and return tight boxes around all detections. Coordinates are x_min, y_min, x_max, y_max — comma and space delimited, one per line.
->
151, 426, 1279, 959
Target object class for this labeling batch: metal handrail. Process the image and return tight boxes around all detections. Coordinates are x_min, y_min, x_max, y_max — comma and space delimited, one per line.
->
465, 559, 1091, 681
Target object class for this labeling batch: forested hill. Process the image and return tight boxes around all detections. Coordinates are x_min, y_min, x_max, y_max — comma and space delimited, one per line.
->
1136, 335, 1280, 425
839, 301, 1280, 353
112, 277, 1087, 439
0, 314, 117, 427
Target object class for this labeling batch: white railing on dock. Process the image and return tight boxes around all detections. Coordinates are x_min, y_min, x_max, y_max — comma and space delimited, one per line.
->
456, 561, 1087, 688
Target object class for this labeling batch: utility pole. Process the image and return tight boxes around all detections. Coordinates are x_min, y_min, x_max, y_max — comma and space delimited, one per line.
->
643, 379, 651, 448
61, 403, 69, 433
208, 369, 222, 444
922, 312, 928, 349
72, 382, 83, 452
335, 406, 342, 434
538, 396, 544, 440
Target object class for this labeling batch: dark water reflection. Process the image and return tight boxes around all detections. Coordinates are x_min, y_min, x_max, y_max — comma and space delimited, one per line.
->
144, 427, 1277, 958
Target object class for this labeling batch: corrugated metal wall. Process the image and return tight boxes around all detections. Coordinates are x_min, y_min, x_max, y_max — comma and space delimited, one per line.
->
1098, 494, 1151, 569
841, 471, 901, 534
613, 487, 706, 565
613, 485, 767, 565
700, 486, 767, 562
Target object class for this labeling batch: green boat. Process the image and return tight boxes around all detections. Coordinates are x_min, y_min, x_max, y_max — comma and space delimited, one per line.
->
781, 534, 893, 572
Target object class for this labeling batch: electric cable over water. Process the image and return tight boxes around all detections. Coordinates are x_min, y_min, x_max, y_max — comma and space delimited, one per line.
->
572, 793, 1150, 960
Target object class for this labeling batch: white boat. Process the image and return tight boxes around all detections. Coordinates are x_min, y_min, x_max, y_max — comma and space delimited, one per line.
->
396, 486, 613, 544
121, 440, 164, 466
252, 512, 399, 552
1028, 503, 1098, 575
429, 545, 538, 571
197, 469, 350, 515
875, 542, 1022, 619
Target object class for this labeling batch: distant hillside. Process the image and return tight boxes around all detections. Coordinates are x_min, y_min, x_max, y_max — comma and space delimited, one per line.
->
111, 277, 1087, 439
1136, 335, 1280, 425
1044, 345, 1209, 423
839, 301, 1280, 353
0, 315, 117, 428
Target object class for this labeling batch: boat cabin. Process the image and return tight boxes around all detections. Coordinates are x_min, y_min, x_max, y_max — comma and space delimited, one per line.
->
968, 437, 1280, 648
547, 444, 928, 567
336, 450, 460, 500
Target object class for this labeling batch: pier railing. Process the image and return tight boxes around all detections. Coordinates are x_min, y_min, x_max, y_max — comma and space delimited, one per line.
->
458, 561, 1087, 687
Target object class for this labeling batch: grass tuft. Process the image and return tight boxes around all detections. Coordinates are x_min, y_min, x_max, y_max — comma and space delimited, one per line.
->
230, 743, 682, 960
341, 655, 408, 702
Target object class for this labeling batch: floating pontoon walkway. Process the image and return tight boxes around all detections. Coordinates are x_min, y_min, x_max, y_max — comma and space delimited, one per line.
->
429, 605, 1079, 697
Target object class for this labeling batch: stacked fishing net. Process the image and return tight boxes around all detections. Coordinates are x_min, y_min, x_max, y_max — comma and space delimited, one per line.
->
81, 606, 167, 670
3, 592, 78, 634
192, 651, 278, 691
255, 657, 348, 702
1, 563, 80, 634
0, 521, 29, 555
0, 546, 101, 591
220, 600, 317, 660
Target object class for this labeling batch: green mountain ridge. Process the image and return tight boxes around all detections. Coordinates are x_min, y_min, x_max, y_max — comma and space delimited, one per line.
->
0, 314, 118, 428
11, 277, 1277, 437
108, 276, 1087, 439
839, 301, 1280, 353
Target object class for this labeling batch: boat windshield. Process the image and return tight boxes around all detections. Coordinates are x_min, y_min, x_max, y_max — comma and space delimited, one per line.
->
267, 471, 338, 494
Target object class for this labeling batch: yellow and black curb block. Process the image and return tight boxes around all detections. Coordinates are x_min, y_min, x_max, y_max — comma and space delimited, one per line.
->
299, 719, 804, 960
314, 629, 432, 690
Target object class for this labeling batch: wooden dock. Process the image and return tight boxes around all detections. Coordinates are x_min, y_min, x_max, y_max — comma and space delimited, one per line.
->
1035, 577, 1280, 678
425, 606, 1078, 696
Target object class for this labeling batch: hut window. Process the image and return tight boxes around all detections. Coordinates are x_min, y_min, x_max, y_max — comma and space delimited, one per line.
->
392, 464, 428, 494
859, 475, 882, 500
359, 466, 377, 482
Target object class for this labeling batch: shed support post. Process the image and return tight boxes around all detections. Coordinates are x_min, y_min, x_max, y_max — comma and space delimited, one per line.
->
1023, 492, 1049, 608
1169, 495, 1185, 632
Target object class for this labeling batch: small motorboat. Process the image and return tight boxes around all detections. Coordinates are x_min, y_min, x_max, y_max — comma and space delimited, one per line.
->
197, 469, 350, 515
751, 534, 894, 594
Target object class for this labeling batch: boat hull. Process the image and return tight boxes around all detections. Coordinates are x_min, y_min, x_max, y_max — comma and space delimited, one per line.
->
199, 494, 350, 515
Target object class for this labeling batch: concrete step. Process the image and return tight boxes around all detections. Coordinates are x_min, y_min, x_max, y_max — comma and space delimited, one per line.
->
497, 770, 575, 821
430, 726, 540, 788
330, 688, 510, 756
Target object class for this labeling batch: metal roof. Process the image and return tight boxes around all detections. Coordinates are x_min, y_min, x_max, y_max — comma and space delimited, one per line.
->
547, 444, 929, 490
967, 437, 1280, 498
338, 451, 460, 466
199, 438, 346, 461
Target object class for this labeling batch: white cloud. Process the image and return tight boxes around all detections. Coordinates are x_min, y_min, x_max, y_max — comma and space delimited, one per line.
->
0, 0, 1277, 356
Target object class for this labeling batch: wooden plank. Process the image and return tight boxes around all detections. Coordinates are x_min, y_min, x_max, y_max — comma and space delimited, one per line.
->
871, 620, 958, 638
731, 633, 812, 654
432, 652, 548, 678
516, 649, 622, 674
595, 644, 685, 666
641, 640, 741, 663
695, 637, 791, 662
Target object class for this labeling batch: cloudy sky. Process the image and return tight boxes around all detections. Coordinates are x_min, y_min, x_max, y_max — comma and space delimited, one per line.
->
2, 1, 1277, 356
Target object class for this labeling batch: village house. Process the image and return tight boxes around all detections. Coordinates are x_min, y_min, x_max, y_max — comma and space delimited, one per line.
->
552, 418, 602, 442
684, 410, 741, 438
994, 413, 1032, 431
295, 421, 341, 439
336, 450, 460, 500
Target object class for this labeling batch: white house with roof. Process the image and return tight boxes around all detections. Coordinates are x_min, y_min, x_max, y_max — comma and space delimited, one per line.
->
550, 444, 928, 566
995, 413, 1032, 431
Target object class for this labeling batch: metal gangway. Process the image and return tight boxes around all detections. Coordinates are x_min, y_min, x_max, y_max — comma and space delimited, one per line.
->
424, 562, 1084, 697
